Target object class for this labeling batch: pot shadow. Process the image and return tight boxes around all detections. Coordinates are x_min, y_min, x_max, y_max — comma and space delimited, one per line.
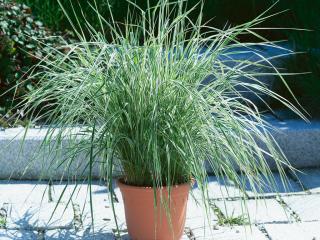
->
44, 227, 116, 239
0, 228, 115, 240
4, 203, 117, 239
0, 229, 38, 239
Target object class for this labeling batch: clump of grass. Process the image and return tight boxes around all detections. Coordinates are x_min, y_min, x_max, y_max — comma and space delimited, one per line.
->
17, 0, 304, 233
0, 218, 6, 229
212, 204, 249, 226
0, 204, 8, 229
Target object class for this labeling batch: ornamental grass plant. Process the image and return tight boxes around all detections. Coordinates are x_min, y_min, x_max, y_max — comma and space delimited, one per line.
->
17, 0, 305, 234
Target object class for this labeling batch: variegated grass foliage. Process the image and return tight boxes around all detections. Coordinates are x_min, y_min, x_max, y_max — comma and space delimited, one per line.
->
18, 0, 305, 232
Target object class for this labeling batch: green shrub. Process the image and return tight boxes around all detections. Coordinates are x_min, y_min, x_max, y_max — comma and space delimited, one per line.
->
15, 0, 120, 33
0, 0, 68, 127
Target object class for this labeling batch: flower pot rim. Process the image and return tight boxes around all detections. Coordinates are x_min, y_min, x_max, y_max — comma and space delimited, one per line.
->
117, 178, 193, 192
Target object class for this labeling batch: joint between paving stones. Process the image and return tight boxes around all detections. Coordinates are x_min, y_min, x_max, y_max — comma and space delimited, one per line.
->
48, 180, 53, 202
256, 224, 272, 240
6, 225, 73, 232
37, 229, 45, 240
210, 190, 320, 202
72, 202, 83, 231
0, 203, 8, 229
184, 227, 196, 240
275, 196, 301, 223
112, 228, 128, 240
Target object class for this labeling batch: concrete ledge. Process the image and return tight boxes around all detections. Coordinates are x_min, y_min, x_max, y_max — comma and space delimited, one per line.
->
0, 116, 319, 180
0, 127, 101, 180
264, 115, 320, 169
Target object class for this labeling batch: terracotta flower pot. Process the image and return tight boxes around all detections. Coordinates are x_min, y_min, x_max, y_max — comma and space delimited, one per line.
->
117, 180, 191, 240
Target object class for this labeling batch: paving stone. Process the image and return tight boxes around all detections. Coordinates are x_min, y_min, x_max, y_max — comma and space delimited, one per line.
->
45, 229, 115, 240
192, 176, 246, 200
80, 190, 126, 236
264, 222, 320, 240
191, 225, 267, 240
193, 172, 302, 201
0, 229, 38, 240
49, 182, 108, 207
1, 178, 319, 240
282, 195, 320, 221
6, 202, 74, 230
81, 207, 125, 236
296, 168, 320, 193
0, 181, 107, 205
241, 172, 303, 196
185, 197, 217, 231
0, 181, 50, 204
215, 199, 293, 224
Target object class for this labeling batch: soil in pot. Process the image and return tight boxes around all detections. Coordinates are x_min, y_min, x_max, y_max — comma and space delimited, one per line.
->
117, 180, 190, 240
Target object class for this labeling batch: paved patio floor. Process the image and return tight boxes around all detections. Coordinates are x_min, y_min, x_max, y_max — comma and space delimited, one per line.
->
0, 168, 319, 239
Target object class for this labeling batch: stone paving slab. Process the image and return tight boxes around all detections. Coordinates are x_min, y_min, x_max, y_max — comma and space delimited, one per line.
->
0, 181, 50, 204
80, 203, 126, 237
281, 194, 320, 222
264, 222, 320, 240
79, 186, 126, 230
0, 229, 38, 240
0, 170, 319, 239
193, 172, 303, 201
45, 229, 115, 240
241, 172, 303, 197
191, 225, 268, 240
192, 176, 246, 200
6, 202, 74, 230
185, 197, 217, 233
0, 181, 109, 206
49, 182, 109, 206
214, 199, 294, 224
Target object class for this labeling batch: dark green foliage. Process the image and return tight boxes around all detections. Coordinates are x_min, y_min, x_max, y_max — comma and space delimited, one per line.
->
16, 0, 320, 116
11, 0, 320, 47
278, 1, 320, 116
15, 0, 121, 33
12, 0, 285, 38
205, 0, 320, 116
11, 0, 320, 52
0, 0, 68, 127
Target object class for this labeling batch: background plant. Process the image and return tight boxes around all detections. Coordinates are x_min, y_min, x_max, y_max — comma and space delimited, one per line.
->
0, 0, 70, 127
18, 0, 304, 233
15, 0, 123, 34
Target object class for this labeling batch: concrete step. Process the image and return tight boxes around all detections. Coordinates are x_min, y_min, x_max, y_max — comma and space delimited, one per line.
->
0, 114, 319, 180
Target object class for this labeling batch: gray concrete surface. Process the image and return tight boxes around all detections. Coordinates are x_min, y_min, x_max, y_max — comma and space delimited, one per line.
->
1, 113, 320, 180
0, 168, 318, 239
264, 114, 320, 169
